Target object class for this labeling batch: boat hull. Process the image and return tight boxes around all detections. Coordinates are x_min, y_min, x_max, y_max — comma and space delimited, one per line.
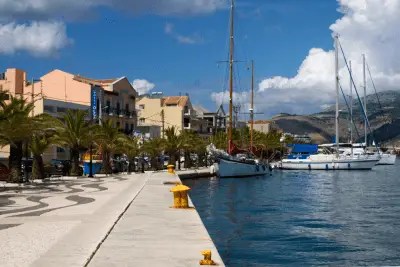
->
280, 155, 379, 170
216, 158, 268, 178
377, 154, 397, 165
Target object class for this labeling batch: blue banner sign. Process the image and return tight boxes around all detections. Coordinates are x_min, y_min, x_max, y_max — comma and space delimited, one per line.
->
91, 88, 97, 119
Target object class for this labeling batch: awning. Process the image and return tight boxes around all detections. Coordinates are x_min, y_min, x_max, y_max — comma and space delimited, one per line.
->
290, 144, 318, 154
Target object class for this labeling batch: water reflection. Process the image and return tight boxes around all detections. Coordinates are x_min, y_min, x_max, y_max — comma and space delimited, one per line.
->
185, 162, 400, 266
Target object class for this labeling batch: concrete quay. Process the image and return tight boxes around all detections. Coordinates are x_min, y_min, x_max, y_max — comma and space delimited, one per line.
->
0, 172, 224, 267
87, 171, 224, 267
175, 167, 214, 180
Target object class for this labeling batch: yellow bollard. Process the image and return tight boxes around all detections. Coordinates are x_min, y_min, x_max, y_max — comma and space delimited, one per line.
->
200, 250, 216, 265
170, 184, 191, 209
167, 164, 175, 174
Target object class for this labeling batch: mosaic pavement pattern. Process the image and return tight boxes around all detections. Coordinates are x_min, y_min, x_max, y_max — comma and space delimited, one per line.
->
0, 176, 129, 228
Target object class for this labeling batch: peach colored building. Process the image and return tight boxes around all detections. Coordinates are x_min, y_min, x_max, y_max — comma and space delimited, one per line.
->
1, 68, 138, 164
0, 68, 28, 163
247, 120, 278, 134
137, 93, 208, 135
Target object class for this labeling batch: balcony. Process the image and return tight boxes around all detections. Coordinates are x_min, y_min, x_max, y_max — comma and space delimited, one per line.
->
183, 109, 196, 117
104, 107, 136, 118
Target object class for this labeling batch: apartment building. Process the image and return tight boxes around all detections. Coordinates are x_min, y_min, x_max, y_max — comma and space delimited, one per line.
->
247, 120, 278, 134
137, 93, 207, 134
193, 104, 227, 136
1, 68, 138, 163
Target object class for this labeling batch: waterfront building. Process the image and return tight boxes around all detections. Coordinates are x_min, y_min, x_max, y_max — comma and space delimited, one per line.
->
248, 120, 278, 134
137, 93, 208, 134
193, 104, 227, 137
1, 68, 138, 163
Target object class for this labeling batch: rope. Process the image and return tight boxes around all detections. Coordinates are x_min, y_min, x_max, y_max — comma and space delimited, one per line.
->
338, 80, 362, 141
337, 39, 379, 151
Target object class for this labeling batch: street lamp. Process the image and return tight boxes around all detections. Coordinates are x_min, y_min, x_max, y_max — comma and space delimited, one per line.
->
141, 133, 145, 173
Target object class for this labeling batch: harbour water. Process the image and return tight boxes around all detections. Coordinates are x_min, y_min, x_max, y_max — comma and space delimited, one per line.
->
185, 161, 400, 266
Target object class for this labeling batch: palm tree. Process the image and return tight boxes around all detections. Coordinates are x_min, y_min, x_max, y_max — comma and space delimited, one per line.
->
118, 135, 140, 174
180, 130, 197, 169
164, 126, 182, 165
142, 138, 165, 171
29, 132, 53, 180
95, 119, 126, 175
0, 95, 36, 182
53, 109, 92, 176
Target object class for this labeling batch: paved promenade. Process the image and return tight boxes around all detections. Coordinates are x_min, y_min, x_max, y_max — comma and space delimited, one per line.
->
0, 172, 224, 267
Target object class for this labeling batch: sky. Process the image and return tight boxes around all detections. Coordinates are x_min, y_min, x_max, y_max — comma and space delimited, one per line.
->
1, 0, 399, 119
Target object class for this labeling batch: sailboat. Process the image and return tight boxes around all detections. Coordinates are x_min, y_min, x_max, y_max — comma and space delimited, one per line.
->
280, 36, 380, 170
210, 0, 268, 178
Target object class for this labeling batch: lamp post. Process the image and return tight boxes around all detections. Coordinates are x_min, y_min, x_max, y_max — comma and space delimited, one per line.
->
141, 133, 145, 173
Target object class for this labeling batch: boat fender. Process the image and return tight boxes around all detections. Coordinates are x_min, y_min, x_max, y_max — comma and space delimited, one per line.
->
256, 165, 259, 172
325, 164, 328, 170
348, 163, 351, 169
308, 164, 311, 170
262, 165, 266, 171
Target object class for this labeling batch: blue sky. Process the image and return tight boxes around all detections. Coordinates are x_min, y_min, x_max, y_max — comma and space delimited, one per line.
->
0, 0, 346, 116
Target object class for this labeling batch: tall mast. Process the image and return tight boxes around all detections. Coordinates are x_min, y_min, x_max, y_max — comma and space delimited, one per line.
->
228, 0, 235, 153
250, 60, 254, 151
363, 54, 367, 147
349, 60, 353, 145
334, 35, 339, 157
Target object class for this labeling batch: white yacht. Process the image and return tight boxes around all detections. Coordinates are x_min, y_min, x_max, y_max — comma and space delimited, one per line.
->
280, 36, 380, 170
280, 144, 379, 170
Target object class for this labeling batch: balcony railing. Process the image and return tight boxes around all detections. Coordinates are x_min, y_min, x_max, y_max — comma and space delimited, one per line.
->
104, 107, 136, 118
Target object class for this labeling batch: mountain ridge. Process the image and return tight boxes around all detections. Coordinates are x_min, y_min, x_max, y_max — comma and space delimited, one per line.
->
271, 90, 400, 145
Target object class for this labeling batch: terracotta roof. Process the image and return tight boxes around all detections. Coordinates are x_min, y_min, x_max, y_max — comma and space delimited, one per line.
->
252, 120, 274, 124
74, 75, 119, 86
161, 96, 188, 108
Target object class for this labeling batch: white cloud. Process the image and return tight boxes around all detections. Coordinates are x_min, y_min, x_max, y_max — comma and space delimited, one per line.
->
0, 21, 72, 57
132, 79, 156, 95
164, 22, 203, 44
0, 0, 226, 21
213, 0, 400, 116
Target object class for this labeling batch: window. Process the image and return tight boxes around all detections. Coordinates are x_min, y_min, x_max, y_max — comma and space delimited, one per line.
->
167, 104, 177, 107
139, 118, 145, 124
0, 92, 9, 100
139, 104, 145, 109
57, 107, 67, 113
56, 147, 65, 153
116, 102, 121, 115
125, 123, 129, 132
125, 103, 129, 112
184, 106, 189, 114
116, 121, 120, 128
44, 105, 54, 112
106, 100, 111, 113
130, 124, 134, 132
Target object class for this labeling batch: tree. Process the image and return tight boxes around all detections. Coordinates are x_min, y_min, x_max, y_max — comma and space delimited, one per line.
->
53, 109, 92, 176
142, 138, 165, 171
118, 135, 140, 174
95, 119, 126, 175
29, 132, 53, 180
0, 95, 36, 182
180, 130, 197, 168
164, 126, 182, 165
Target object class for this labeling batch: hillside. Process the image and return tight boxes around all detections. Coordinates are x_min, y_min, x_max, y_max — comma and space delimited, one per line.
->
271, 90, 400, 145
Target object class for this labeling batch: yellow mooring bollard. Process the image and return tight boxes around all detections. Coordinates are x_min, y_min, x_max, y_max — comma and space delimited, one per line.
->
200, 250, 216, 265
170, 184, 191, 209
167, 164, 175, 174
